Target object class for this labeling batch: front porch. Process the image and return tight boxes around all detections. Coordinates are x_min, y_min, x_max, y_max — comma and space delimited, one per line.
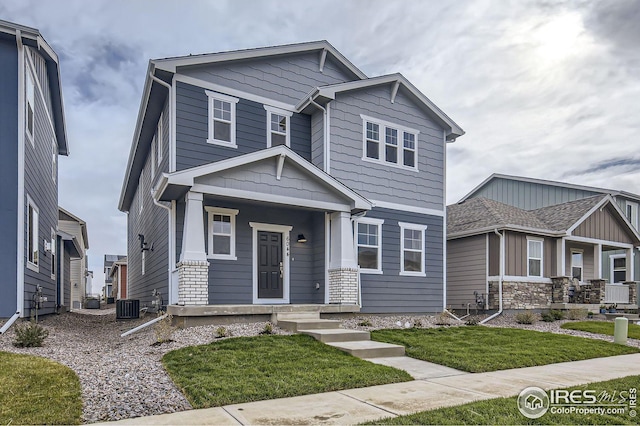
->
168, 303, 361, 327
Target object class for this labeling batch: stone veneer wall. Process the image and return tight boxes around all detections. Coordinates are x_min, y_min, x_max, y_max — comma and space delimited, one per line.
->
328, 267, 359, 304
624, 281, 638, 305
177, 260, 209, 305
488, 281, 553, 309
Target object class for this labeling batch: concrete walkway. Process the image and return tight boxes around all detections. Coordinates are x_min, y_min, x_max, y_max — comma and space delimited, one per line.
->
101, 353, 640, 425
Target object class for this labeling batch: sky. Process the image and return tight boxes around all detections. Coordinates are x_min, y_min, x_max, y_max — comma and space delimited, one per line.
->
2, 0, 639, 294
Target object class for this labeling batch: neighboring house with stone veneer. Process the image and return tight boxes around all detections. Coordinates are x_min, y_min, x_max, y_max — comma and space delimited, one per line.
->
117, 41, 463, 318
446, 195, 640, 311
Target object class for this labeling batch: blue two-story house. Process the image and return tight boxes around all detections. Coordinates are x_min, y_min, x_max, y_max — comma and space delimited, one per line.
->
118, 41, 464, 322
0, 20, 72, 325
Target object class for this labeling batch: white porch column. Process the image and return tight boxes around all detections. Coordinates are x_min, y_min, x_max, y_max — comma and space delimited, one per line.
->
328, 211, 359, 305
177, 191, 209, 306
556, 238, 566, 276
595, 243, 602, 279
627, 248, 634, 282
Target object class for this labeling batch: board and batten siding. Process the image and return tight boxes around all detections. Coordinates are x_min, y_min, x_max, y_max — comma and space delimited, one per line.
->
469, 178, 601, 210
446, 235, 486, 310
504, 231, 556, 277
359, 208, 444, 313
180, 53, 356, 106
328, 86, 445, 211
573, 205, 634, 244
175, 81, 311, 171
0, 38, 19, 317
565, 242, 595, 281
23, 47, 60, 317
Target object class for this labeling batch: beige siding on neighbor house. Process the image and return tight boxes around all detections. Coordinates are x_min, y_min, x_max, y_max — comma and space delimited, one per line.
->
504, 231, 556, 277
573, 205, 634, 244
447, 235, 486, 310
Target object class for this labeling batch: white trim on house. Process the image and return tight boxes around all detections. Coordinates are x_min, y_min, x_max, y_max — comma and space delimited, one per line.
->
249, 222, 292, 304
442, 129, 447, 309
398, 222, 427, 277
177, 74, 297, 112
570, 248, 584, 282
488, 275, 553, 284
205, 207, 239, 260
169, 200, 178, 304
170, 77, 177, 172
17, 31, 26, 316
324, 212, 330, 304
157, 111, 164, 164
565, 235, 634, 249
26, 196, 39, 272
526, 237, 543, 278
264, 105, 292, 148
370, 200, 445, 217
205, 90, 239, 148
625, 200, 639, 229
360, 114, 419, 172
354, 217, 384, 274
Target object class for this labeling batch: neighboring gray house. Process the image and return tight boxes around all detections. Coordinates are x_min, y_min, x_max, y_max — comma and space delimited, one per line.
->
447, 174, 640, 311
0, 20, 69, 321
118, 41, 464, 319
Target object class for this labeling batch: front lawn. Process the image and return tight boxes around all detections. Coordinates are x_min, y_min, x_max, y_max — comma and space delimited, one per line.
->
371, 327, 639, 373
367, 375, 640, 425
561, 321, 640, 340
0, 351, 82, 425
162, 334, 412, 408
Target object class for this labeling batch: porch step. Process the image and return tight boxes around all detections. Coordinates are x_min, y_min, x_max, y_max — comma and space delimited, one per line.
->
274, 312, 320, 322
278, 319, 342, 332
327, 340, 405, 358
300, 328, 370, 343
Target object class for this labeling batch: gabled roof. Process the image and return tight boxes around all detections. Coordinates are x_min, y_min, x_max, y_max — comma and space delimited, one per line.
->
459, 173, 640, 203
58, 206, 89, 249
152, 145, 372, 212
0, 20, 69, 155
152, 40, 367, 80
296, 73, 464, 141
447, 194, 640, 244
57, 230, 82, 259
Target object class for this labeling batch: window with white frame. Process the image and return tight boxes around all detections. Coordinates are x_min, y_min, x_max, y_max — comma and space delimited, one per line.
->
50, 228, 56, 280
361, 115, 419, 170
157, 112, 163, 163
205, 207, 239, 259
138, 172, 143, 214
612, 255, 626, 283
571, 250, 583, 281
527, 238, 543, 277
26, 68, 35, 142
52, 138, 57, 183
399, 222, 427, 276
151, 136, 156, 179
27, 199, 39, 269
206, 90, 238, 147
355, 218, 384, 273
626, 201, 638, 229
265, 106, 292, 147
141, 250, 146, 276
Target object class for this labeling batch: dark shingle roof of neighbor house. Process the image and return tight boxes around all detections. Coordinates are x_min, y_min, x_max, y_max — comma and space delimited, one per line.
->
447, 195, 607, 236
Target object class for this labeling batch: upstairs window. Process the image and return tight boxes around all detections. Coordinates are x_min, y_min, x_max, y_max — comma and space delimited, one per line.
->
265, 106, 292, 148
361, 115, 419, 170
206, 91, 238, 148
52, 138, 57, 183
399, 222, 427, 276
626, 201, 638, 229
205, 207, 239, 260
27, 198, 39, 269
26, 69, 35, 143
157, 112, 164, 164
138, 172, 143, 214
355, 218, 384, 274
527, 238, 543, 277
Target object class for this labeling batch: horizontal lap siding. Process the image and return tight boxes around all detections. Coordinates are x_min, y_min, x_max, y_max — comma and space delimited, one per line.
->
176, 81, 312, 170
310, 110, 324, 169
0, 39, 18, 317
23, 48, 59, 317
329, 87, 444, 211
447, 235, 486, 309
180, 54, 355, 105
360, 208, 444, 313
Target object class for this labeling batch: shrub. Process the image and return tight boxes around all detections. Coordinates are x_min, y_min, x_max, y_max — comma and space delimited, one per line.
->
259, 322, 274, 335
514, 311, 537, 325
550, 309, 565, 320
357, 318, 373, 327
13, 320, 49, 347
567, 308, 589, 320
465, 316, 480, 326
435, 311, 452, 326
154, 314, 176, 344
215, 326, 229, 339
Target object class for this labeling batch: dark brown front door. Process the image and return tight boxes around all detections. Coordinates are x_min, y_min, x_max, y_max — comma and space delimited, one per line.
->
258, 231, 283, 299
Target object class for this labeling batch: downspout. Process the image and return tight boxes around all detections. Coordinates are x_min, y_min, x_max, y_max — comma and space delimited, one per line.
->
0, 312, 21, 334
309, 99, 329, 173
14, 29, 25, 324
121, 313, 168, 337
480, 229, 504, 324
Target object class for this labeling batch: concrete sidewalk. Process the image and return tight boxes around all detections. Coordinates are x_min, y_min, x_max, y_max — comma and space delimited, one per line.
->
102, 353, 640, 425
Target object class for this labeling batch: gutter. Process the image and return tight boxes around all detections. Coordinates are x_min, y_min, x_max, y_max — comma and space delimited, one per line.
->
480, 229, 504, 324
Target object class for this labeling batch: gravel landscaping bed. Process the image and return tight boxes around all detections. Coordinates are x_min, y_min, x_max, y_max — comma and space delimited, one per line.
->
1, 310, 637, 423
0, 312, 289, 423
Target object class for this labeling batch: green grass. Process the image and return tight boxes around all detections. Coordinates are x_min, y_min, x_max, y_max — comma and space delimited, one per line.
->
162, 334, 412, 408
366, 375, 640, 425
0, 351, 82, 425
561, 321, 640, 340
371, 327, 639, 373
